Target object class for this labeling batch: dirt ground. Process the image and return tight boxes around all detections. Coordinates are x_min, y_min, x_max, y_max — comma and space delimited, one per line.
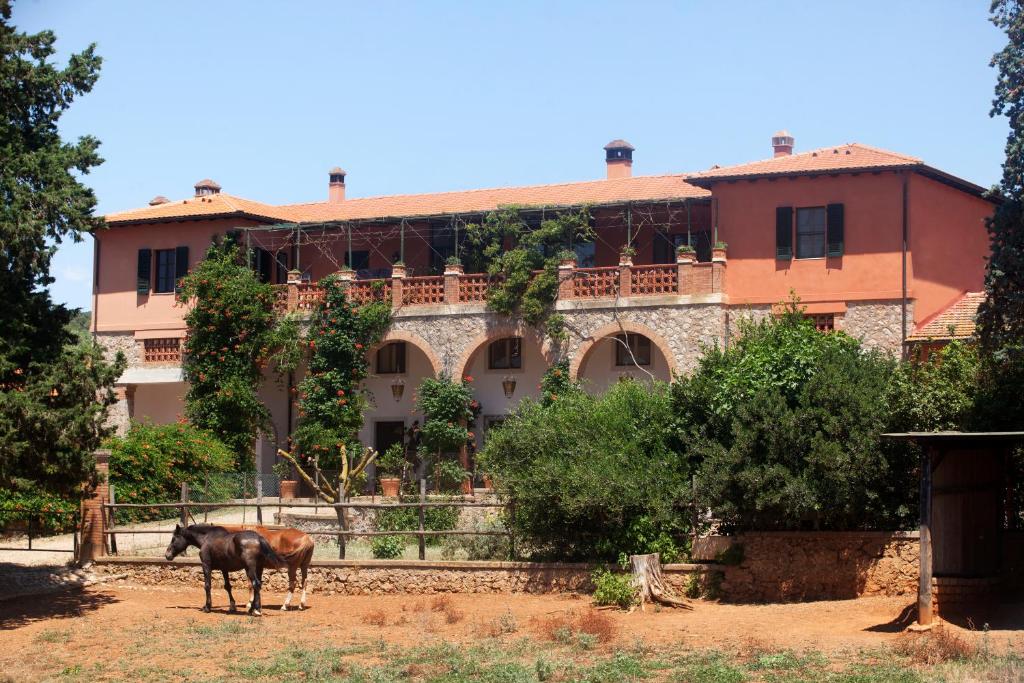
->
0, 582, 1021, 681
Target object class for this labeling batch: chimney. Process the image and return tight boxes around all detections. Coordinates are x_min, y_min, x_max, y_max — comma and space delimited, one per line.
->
603, 139, 634, 179
194, 179, 221, 196
771, 130, 794, 157
148, 195, 170, 206
328, 167, 346, 203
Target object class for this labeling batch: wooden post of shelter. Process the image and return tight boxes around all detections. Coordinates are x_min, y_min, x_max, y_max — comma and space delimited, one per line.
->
179, 482, 189, 527
256, 478, 264, 525
108, 484, 118, 555
418, 479, 427, 561
918, 447, 934, 626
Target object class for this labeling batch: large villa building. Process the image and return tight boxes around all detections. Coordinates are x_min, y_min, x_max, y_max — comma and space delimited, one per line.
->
93, 133, 995, 473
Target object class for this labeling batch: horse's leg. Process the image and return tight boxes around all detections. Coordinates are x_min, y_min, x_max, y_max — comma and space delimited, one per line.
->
282, 564, 295, 611
202, 563, 213, 613
246, 565, 262, 616
222, 569, 237, 613
299, 561, 309, 610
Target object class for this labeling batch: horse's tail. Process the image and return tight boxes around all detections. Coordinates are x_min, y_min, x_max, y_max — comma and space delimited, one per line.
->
258, 536, 288, 569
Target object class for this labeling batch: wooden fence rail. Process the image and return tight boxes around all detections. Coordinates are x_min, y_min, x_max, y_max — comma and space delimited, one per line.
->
103, 479, 511, 560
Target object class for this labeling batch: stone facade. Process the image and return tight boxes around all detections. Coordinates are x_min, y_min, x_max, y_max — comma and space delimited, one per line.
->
843, 300, 911, 355
96, 332, 143, 368
720, 531, 920, 603
92, 557, 712, 596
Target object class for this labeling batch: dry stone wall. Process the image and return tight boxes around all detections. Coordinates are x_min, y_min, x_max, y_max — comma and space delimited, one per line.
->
843, 300, 910, 355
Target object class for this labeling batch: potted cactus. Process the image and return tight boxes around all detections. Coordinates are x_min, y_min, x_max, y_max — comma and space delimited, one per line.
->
376, 442, 405, 497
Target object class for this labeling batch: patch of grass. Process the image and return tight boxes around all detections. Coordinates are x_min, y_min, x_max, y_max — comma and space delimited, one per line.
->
35, 628, 71, 644
185, 618, 254, 639
485, 609, 519, 637
232, 644, 370, 680
673, 651, 748, 683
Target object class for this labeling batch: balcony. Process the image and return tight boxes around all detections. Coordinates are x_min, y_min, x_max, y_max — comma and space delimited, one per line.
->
272, 253, 725, 315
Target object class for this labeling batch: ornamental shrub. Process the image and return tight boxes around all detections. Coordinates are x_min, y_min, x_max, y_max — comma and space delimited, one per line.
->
0, 490, 77, 535
370, 534, 405, 559
672, 301, 914, 531
105, 421, 235, 521
291, 274, 391, 471
375, 502, 459, 546
591, 567, 638, 609
479, 380, 690, 561
416, 376, 477, 456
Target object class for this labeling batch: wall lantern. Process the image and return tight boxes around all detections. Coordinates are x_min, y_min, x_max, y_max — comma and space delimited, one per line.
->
390, 377, 405, 402
502, 376, 517, 399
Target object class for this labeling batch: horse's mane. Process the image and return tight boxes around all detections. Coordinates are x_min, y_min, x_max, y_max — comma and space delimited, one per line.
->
186, 524, 229, 534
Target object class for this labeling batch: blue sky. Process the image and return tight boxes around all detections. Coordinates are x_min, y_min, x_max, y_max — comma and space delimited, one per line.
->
12, 1, 1008, 311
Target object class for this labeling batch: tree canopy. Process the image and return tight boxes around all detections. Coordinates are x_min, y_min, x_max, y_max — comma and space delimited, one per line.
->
0, 3, 124, 495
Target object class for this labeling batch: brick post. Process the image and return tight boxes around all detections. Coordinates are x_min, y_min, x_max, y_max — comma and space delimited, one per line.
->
286, 269, 301, 312
618, 261, 632, 298
80, 449, 111, 562
557, 259, 576, 300
443, 263, 463, 304
676, 254, 695, 295
390, 264, 405, 308
711, 261, 726, 293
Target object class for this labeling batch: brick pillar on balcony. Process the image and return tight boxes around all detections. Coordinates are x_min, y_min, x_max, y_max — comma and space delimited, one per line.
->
286, 269, 301, 312
390, 264, 405, 308
444, 263, 463, 304
676, 255, 695, 295
557, 260, 576, 300
618, 262, 633, 298
80, 449, 110, 562
711, 253, 727, 293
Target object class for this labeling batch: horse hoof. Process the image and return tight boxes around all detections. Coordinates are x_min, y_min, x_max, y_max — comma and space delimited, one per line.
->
252, 610, 262, 617
298, 605, 305, 611
280, 605, 288, 611
201, 606, 211, 613
229, 606, 237, 614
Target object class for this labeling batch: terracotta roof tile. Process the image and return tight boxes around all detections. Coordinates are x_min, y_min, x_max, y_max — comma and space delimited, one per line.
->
688, 143, 922, 184
907, 292, 986, 341
106, 193, 295, 225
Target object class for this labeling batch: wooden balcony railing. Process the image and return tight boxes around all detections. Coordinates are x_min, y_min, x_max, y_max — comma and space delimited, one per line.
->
272, 252, 726, 315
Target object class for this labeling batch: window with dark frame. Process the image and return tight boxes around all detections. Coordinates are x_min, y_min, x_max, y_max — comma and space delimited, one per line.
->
488, 337, 522, 370
154, 249, 176, 293
796, 207, 827, 259
806, 314, 835, 332
614, 333, 652, 367
573, 241, 596, 268
376, 342, 407, 374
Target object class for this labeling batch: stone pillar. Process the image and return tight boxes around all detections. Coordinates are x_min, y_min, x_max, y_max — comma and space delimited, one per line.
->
557, 259, 576, 300
107, 385, 134, 437
286, 269, 301, 312
444, 263, 463, 304
80, 449, 111, 562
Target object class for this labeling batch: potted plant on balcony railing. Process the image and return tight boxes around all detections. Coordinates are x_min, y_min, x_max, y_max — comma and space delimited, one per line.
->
619, 245, 636, 266
390, 260, 406, 278
556, 249, 577, 269
376, 442, 405, 497
712, 241, 728, 260
676, 244, 697, 263
444, 255, 464, 275
338, 264, 356, 281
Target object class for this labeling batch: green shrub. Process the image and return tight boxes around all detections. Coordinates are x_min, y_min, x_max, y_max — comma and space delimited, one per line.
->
591, 567, 637, 609
375, 443, 405, 478
0, 490, 77, 535
479, 380, 690, 561
440, 512, 510, 560
371, 535, 405, 559
105, 421, 235, 521
375, 502, 459, 547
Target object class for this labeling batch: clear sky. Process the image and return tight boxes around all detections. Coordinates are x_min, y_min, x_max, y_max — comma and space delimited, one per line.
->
12, 0, 1009, 311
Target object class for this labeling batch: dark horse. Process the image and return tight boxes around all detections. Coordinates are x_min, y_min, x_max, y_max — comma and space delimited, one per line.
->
164, 524, 286, 615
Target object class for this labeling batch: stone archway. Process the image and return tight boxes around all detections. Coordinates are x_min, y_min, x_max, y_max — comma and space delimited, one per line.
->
369, 329, 442, 377
570, 320, 678, 386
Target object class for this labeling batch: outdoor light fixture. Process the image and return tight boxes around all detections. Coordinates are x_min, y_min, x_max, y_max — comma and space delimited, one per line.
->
390, 377, 405, 402
502, 376, 517, 399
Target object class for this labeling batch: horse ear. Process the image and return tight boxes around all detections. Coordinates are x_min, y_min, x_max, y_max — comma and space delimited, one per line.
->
174, 523, 181, 531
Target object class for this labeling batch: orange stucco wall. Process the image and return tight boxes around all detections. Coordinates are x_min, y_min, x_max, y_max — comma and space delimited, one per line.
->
713, 171, 993, 325
92, 217, 264, 333
907, 173, 992, 325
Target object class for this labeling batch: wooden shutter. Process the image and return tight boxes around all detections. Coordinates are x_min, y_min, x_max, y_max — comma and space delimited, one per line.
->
826, 203, 844, 257
137, 248, 152, 294
775, 206, 793, 259
174, 246, 189, 293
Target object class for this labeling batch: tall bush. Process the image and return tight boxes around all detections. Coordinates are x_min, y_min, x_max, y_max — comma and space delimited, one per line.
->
105, 421, 235, 521
672, 304, 913, 531
480, 380, 689, 561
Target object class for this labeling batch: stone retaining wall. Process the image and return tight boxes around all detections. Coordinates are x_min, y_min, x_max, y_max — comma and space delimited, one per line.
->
92, 558, 713, 596
720, 531, 920, 603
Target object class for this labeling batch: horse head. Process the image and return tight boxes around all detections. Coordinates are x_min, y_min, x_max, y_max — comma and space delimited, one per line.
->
164, 524, 190, 561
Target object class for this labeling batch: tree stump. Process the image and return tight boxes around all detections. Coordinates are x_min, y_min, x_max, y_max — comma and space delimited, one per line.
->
630, 553, 690, 610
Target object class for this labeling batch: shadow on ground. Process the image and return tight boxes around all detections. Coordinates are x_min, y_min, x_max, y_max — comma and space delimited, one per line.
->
0, 587, 118, 630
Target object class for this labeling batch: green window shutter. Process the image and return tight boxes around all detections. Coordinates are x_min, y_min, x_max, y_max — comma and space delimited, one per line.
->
137, 248, 152, 294
827, 203, 844, 257
775, 206, 793, 259
174, 246, 189, 293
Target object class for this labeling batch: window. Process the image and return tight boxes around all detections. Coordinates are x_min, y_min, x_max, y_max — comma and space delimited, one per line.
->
615, 333, 652, 367
488, 337, 522, 370
806, 314, 835, 332
154, 249, 177, 293
345, 250, 370, 272
573, 241, 596, 268
376, 342, 406, 374
796, 207, 827, 259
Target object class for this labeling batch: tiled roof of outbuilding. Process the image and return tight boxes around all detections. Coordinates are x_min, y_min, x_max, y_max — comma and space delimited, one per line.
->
907, 292, 986, 342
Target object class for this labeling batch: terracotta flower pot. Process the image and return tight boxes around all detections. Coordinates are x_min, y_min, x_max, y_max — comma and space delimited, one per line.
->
483, 475, 494, 490
380, 477, 401, 497
280, 480, 299, 500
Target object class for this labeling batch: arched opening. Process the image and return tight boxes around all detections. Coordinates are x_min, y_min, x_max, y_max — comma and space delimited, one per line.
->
575, 331, 673, 393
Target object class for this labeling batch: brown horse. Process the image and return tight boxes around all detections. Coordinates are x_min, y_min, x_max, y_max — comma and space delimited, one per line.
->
220, 525, 315, 610
164, 524, 287, 616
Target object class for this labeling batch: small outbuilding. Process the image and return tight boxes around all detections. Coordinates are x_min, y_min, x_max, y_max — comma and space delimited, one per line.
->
882, 431, 1023, 626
